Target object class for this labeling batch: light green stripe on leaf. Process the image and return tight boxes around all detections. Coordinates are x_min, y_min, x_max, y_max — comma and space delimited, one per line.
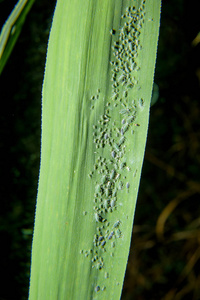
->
0, 0, 35, 74
29, 0, 161, 299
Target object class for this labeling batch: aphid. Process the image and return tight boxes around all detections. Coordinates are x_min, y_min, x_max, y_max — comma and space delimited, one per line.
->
120, 162, 126, 169
129, 62, 135, 72
88, 172, 93, 179
110, 199, 116, 208
104, 199, 110, 209
95, 213, 103, 222
103, 114, 110, 120
113, 82, 119, 88
97, 260, 104, 268
95, 184, 101, 193
111, 241, 115, 248
110, 169, 115, 180
114, 143, 120, 152
105, 272, 109, 279
115, 127, 121, 135
105, 188, 111, 198
124, 63, 131, 74
119, 108, 131, 115
107, 181, 112, 188
118, 181, 123, 190
127, 115, 134, 124
113, 40, 119, 47
126, 182, 130, 193
106, 101, 111, 107
95, 286, 100, 292
115, 173, 120, 181
113, 220, 121, 228
133, 169, 138, 177
135, 64, 142, 71
138, 98, 144, 108
108, 231, 115, 240
113, 66, 120, 73
123, 123, 129, 134
119, 136, 125, 146
98, 236, 104, 242
134, 123, 140, 126
111, 150, 116, 158
116, 228, 122, 238
112, 189, 117, 197
101, 175, 107, 184
113, 51, 119, 57
101, 240, 106, 247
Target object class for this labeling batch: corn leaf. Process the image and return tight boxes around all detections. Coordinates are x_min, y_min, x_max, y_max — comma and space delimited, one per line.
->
29, 0, 161, 299
0, 0, 35, 74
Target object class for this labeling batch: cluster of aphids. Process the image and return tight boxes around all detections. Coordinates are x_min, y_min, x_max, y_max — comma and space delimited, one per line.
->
92, 113, 113, 149
83, 1, 146, 288
92, 1, 145, 252
90, 88, 100, 111
110, 2, 145, 103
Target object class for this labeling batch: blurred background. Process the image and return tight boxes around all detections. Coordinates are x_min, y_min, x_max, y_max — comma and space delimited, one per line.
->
0, 0, 200, 299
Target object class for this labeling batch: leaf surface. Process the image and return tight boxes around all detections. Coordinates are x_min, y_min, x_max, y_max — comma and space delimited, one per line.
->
29, 1, 161, 299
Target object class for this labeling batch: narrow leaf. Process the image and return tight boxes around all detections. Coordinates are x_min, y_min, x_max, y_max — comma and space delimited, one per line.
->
29, 0, 161, 299
0, 0, 35, 74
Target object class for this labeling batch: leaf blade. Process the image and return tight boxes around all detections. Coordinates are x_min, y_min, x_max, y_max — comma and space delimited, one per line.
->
0, 0, 35, 74
29, 0, 161, 299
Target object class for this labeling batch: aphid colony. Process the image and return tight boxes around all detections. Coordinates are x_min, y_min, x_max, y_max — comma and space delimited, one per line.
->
91, 0, 145, 252
81, 0, 146, 292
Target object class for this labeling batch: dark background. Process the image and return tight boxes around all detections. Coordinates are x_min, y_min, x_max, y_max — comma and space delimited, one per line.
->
0, 0, 200, 299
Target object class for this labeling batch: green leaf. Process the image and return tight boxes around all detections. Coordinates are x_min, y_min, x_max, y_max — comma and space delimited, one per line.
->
29, 0, 161, 299
0, 0, 35, 74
